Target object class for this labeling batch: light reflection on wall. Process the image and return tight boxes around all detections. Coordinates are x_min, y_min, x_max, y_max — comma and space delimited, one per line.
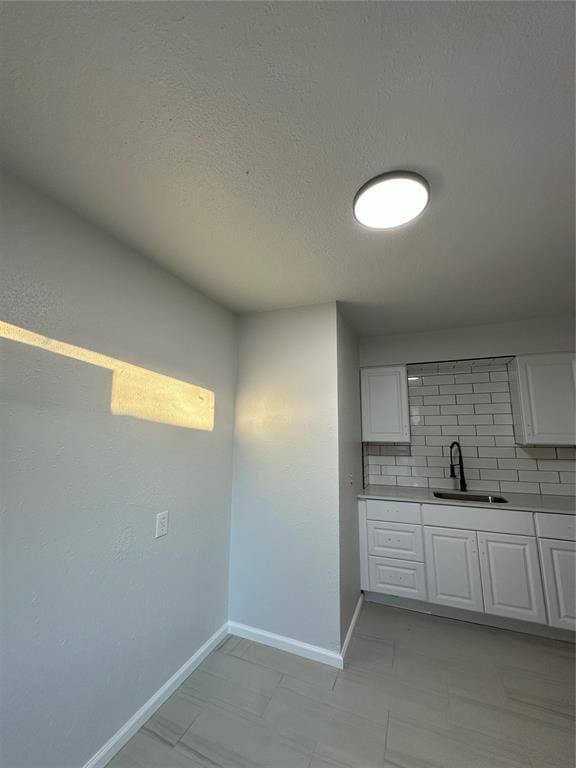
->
0, 321, 214, 431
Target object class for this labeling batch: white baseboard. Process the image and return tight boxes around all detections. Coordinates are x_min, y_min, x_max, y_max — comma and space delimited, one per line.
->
227, 620, 344, 669
82, 622, 228, 768
83, 617, 344, 768
340, 593, 363, 660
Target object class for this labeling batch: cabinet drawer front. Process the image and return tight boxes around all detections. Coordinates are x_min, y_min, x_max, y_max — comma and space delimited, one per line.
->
535, 513, 576, 542
365, 499, 421, 524
422, 504, 534, 536
367, 520, 423, 561
368, 556, 427, 599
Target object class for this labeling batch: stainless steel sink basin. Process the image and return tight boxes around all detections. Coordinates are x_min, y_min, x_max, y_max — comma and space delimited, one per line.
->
433, 491, 508, 504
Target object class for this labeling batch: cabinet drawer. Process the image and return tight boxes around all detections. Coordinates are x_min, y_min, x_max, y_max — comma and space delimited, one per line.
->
422, 504, 534, 536
368, 556, 427, 600
535, 513, 576, 542
367, 520, 423, 561
365, 499, 421, 523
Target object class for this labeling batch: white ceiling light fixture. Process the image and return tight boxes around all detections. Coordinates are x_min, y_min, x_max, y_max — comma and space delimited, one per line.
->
353, 171, 430, 229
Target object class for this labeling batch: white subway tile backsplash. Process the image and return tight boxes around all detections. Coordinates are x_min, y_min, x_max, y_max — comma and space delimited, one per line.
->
477, 446, 516, 458
480, 469, 519, 481
455, 372, 490, 384
423, 395, 456, 405
495, 436, 516, 446
473, 381, 509, 393
500, 481, 541, 494
397, 476, 429, 487
491, 392, 511, 402
441, 425, 476, 435
422, 374, 455, 386
498, 458, 538, 470
493, 414, 513, 424
537, 460, 575, 471
364, 361, 574, 497
441, 405, 475, 415
474, 402, 511, 414
425, 415, 458, 425
540, 483, 576, 496
456, 393, 491, 404
396, 455, 428, 466
457, 413, 493, 424
410, 405, 441, 416
439, 384, 473, 394
476, 424, 514, 436
518, 470, 559, 483
381, 464, 411, 476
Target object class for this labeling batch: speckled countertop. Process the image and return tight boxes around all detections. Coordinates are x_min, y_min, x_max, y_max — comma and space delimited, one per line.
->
358, 485, 576, 515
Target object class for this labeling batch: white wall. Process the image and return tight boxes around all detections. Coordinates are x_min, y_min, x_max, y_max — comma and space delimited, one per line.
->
0, 173, 238, 768
229, 304, 341, 652
360, 315, 575, 367
336, 308, 362, 643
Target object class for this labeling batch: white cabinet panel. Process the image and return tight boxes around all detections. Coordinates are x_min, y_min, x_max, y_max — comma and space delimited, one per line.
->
361, 366, 410, 442
367, 520, 423, 561
509, 354, 575, 445
535, 513, 576, 542
365, 499, 421, 524
478, 532, 546, 624
539, 538, 576, 630
368, 556, 427, 599
422, 504, 534, 536
424, 527, 483, 612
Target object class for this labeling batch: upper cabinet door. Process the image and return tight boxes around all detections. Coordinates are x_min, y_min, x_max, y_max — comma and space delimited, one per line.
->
509, 353, 575, 445
361, 365, 410, 442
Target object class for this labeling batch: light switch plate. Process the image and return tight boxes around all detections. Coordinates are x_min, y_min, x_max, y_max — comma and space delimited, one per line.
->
155, 510, 169, 538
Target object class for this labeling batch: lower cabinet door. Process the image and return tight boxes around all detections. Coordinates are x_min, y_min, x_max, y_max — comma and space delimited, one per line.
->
424, 527, 484, 611
477, 532, 546, 624
368, 556, 427, 600
539, 538, 576, 630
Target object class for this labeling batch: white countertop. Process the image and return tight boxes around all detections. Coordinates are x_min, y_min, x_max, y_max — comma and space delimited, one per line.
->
358, 485, 576, 515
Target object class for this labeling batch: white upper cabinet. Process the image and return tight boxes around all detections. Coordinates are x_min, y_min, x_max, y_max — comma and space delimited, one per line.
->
361, 365, 410, 442
508, 353, 575, 445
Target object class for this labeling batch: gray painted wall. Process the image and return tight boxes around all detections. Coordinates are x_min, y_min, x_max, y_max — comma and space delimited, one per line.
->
0, 173, 238, 768
360, 315, 575, 367
229, 304, 341, 652
336, 308, 362, 644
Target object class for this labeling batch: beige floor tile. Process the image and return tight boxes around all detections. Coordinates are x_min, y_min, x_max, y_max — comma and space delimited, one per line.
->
197, 649, 282, 695
386, 715, 529, 768
142, 692, 204, 746
239, 640, 339, 688
107, 731, 205, 768
180, 668, 271, 715
343, 633, 394, 678
498, 665, 575, 718
263, 685, 387, 768
175, 704, 311, 768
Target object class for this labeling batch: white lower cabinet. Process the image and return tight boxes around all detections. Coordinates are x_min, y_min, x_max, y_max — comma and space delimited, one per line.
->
368, 556, 427, 599
360, 498, 575, 632
539, 538, 576, 630
424, 526, 484, 612
477, 532, 546, 624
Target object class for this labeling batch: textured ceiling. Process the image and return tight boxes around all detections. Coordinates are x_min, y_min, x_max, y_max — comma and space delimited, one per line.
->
1, 2, 574, 333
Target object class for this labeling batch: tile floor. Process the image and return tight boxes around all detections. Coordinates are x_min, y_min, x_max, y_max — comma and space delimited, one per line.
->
107, 602, 575, 768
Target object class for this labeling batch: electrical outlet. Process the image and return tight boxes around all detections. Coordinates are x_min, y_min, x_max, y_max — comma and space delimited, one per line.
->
155, 510, 169, 538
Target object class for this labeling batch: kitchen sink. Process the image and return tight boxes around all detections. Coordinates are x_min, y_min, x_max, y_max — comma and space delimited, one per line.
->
433, 491, 508, 504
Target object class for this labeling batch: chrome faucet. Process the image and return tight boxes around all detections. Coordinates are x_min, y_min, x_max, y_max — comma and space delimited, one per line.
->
449, 441, 467, 492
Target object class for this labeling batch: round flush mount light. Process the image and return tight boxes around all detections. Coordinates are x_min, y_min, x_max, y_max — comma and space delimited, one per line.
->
353, 171, 430, 229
